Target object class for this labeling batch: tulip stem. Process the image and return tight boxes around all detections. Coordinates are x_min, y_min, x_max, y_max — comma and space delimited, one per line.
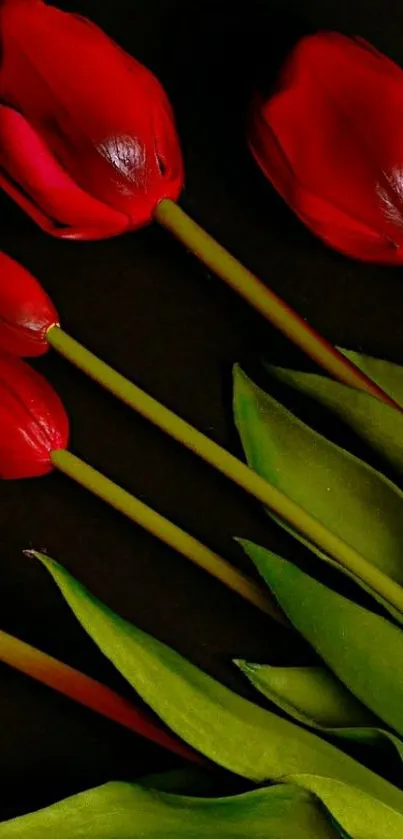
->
0, 624, 201, 763
48, 327, 403, 616
51, 448, 403, 618
155, 199, 401, 411
50, 448, 279, 620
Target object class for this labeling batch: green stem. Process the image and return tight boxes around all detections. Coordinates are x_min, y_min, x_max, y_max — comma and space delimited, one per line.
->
51, 448, 403, 618
51, 449, 403, 620
155, 199, 401, 411
49, 449, 279, 621
48, 327, 403, 616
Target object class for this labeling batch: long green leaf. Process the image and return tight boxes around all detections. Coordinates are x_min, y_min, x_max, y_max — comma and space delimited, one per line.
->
30, 551, 403, 829
233, 366, 403, 588
266, 354, 403, 475
236, 661, 403, 763
242, 541, 403, 739
0, 781, 348, 839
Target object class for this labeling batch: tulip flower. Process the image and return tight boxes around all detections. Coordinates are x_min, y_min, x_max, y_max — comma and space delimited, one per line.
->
249, 33, 403, 264
0, 625, 201, 763
0, 251, 57, 356
0, 1, 395, 402
0, 349, 68, 478
0, 0, 183, 238
2, 348, 403, 619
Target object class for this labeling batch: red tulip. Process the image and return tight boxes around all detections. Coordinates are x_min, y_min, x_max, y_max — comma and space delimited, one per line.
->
0, 351, 68, 478
0, 251, 58, 356
0, 0, 184, 240
0, 4, 399, 404
249, 33, 403, 263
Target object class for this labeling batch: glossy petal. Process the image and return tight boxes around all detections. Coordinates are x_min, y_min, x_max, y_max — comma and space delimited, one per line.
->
249, 33, 403, 263
0, 106, 128, 239
0, 251, 57, 356
0, 0, 184, 239
0, 351, 69, 478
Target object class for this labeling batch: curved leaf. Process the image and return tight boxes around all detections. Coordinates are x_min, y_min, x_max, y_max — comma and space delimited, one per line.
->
0, 781, 348, 839
242, 541, 403, 738
236, 661, 403, 764
233, 365, 403, 587
284, 775, 403, 839
259, 520, 403, 626
235, 663, 376, 728
31, 551, 403, 820
266, 359, 403, 475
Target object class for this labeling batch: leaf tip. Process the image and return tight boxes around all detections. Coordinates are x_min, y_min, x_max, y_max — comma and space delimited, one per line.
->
24, 548, 56, 571
233, 658, 257, 677
23, 548, 44, 561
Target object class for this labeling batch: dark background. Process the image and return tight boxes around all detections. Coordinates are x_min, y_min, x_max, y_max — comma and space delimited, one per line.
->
1, 0, 403, 822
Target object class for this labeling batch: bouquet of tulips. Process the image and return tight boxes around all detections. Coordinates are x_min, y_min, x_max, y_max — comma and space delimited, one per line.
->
1, 0, 403, 836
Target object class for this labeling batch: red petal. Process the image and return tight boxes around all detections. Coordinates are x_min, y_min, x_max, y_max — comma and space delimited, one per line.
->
249, 103, 403, 263
0, 351, 69, 479
0, 250, 58, 356
0, 0, 184, 236
0, 106, 128, 238
250, 33, 403, 262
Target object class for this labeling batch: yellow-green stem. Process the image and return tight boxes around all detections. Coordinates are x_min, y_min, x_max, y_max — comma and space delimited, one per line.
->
51, 450, 403, 618
155, 199, 401, 411
0, 625, 200, 762
49, 449, 279, 621
48, 327, 403, 616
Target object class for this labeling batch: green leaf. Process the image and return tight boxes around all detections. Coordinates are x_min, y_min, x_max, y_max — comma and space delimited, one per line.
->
341, 350, 403, 405
258, 520, 403, 626
235, 663, 376, 728
266, 353, 403, 475
242, 541, 403, 739
236, 661, 403, 764
282, 775, 403, 839
233, 365, 403, 588
0, 781, 349, 839
139, 768, 218, 796
31, 551, 403, 826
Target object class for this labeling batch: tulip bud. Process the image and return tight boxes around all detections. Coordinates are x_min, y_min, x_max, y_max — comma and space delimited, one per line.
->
0, 252, 58, 356
0, 0, 184, 240
249, 33, 403, 263
0, 351, 69, 478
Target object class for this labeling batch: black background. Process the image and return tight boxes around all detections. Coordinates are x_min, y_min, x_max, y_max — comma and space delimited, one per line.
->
1, 0, 403, 822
